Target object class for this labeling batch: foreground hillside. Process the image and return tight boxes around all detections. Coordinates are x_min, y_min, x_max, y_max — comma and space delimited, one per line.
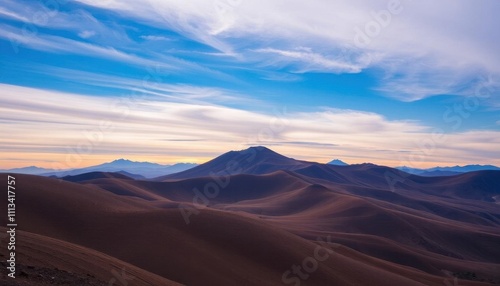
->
1, 147, 499, 285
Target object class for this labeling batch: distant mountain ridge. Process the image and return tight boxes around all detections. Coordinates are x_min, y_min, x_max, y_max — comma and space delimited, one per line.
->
0, 159, 197, 179
0, 166, 55, 175
397, 164, 500, 176
2, 151, 498, 179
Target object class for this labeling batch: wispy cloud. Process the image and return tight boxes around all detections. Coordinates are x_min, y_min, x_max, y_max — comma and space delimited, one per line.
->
0, 1, 241, 83
0, 22, 242, 84
78, 30, 96, 39
31, 66, 259, 107
0, 1, 132, 46
1, 84, 499, 168
2, 0, 499, 169
0, 6, 30, 22
73, 0, 500, 102
140, 35, 172, 41
253, 48, 364, 73
0, 23, 173, 68
260, 72, 302, 82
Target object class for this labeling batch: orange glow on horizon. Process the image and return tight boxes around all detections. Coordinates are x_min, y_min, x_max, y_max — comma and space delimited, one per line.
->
1, 149, 496, 170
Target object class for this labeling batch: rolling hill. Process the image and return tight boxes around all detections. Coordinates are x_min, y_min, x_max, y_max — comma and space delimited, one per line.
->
1, 146, 499, 285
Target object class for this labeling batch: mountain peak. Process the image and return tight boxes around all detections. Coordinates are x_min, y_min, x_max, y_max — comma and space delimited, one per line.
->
242, 145, 282, 155
239, 145, 274, 152
160, 146, 306, 180
248, 146, 267, 150
328, 159, 348, 166
112, 158, 133, 163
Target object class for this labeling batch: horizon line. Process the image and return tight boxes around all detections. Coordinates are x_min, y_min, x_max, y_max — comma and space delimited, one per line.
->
1, 146, 498, 170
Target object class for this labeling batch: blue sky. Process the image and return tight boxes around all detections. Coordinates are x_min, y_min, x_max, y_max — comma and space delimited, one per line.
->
1, 0, 499, 169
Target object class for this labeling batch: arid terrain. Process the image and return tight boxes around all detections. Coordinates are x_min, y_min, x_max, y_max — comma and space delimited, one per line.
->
1, 147, 499, 285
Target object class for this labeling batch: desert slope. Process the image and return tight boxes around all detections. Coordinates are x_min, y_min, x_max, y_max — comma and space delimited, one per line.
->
2, 147, 499, 285
0, 227, 181, 286
1, 174, 493, 285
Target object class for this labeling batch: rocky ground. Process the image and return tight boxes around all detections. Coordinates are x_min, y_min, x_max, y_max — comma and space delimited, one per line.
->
1, 262, 108, 286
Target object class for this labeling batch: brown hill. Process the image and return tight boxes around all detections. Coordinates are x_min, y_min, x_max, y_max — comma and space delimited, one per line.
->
0, 227, 181, 286
157, 146, 311, 180
2, 147, 499, 285
2, 174, 494, 285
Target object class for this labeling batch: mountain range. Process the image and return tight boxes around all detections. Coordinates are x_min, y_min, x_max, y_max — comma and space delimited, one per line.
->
397, 165, 500, 176
0, 159, 197, 179
1, 146, 499, 285
3, 154, 498, 180
327, 158, 500, 177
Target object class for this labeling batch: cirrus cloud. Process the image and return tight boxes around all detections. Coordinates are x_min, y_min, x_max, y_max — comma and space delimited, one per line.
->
1, 84, 498, 168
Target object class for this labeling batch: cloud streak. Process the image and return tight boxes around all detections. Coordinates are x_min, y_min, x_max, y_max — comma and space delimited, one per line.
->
1, 84, 498, 168
72, 0, 500, 102
1, 1, 499, 168
253, 48, 364, 73
0, 23, 173, 69
30, 66, 260, 107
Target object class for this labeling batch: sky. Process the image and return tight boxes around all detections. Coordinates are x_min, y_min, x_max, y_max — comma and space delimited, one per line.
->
1, 0, 499, 169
